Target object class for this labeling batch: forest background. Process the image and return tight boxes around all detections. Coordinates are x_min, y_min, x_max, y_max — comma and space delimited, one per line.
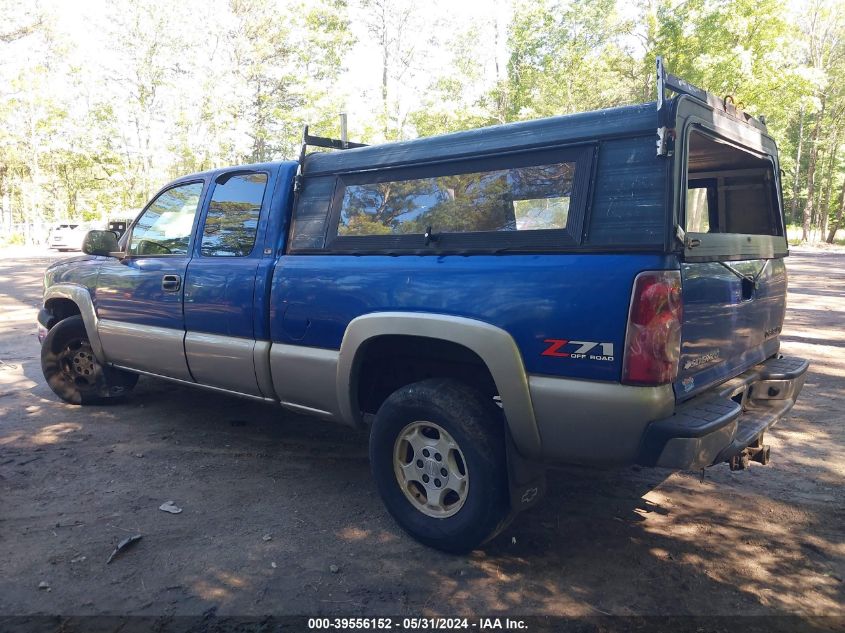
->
1, 0, 843, 245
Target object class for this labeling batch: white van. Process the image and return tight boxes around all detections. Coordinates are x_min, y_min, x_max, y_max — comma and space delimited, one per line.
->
49, 223, 88, 251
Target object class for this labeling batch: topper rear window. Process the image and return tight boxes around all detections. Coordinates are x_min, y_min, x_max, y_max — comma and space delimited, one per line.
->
685, 131, 782, 237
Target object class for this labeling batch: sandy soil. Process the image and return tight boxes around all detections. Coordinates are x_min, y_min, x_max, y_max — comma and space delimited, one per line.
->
0, 248, 842, 622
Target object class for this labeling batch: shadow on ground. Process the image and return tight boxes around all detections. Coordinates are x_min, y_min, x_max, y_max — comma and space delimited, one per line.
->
0, 250, 842, 618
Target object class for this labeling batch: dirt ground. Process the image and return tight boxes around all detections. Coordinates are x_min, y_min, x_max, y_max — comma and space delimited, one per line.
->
0, 247, 842, 622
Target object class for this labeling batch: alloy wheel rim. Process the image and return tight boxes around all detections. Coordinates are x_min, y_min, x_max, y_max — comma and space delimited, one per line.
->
393, 421, 469, 518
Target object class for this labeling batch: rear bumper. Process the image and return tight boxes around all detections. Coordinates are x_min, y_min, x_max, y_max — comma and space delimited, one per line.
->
638, 356, 809, 470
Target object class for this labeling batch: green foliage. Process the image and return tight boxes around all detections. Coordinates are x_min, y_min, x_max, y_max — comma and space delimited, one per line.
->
0, 0, 354, 229
653, 0, 812, 127
404, 0, 845, 244
226, 0, 353, 162
504, 0, 634, 120
0, 0, 843, 244
409, 22, 502, 136
0, 233, 26, 247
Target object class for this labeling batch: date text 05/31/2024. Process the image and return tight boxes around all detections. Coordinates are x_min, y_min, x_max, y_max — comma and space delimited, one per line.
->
307, 617, 528, 630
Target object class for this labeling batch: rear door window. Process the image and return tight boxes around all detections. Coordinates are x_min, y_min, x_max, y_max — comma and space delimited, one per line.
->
200, 172, 268, 257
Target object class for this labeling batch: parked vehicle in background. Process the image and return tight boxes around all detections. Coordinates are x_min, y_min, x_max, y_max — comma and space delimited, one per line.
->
107, 219, 132, 240
36, 59, 808, 553
49, 223, 89, 251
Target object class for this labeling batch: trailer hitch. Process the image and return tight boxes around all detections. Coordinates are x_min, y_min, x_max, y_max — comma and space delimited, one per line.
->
728, 440, 771, 471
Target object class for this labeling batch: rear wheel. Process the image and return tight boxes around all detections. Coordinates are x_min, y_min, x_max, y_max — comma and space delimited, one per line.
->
41, 315, 137, 404
369, 378, 510, 553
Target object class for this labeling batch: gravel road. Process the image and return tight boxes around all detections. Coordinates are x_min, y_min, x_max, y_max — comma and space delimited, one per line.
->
0, 248, 842, 620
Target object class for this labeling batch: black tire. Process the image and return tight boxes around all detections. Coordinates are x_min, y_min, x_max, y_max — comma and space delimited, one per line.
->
41, 315, 138, 404
369, 378, 510, 553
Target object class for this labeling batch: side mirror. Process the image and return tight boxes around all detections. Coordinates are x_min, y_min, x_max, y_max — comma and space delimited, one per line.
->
82, 230, 122, 257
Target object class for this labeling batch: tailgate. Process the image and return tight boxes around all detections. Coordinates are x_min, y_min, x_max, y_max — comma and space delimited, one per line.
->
676, 258, 786, 400
675, 127, 789, 401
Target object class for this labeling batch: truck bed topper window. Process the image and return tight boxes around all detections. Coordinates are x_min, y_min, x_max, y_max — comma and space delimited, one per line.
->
321, 145, 593, 254
685, 130, 781, 238
677, 124, 788, 262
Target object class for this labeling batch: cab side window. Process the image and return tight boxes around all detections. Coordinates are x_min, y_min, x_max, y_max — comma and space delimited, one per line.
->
129, 182, 204, 256
200, 172, 268, 257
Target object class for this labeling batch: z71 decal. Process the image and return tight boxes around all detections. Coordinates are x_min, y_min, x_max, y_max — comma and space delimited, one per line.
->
542, 339, 615, 362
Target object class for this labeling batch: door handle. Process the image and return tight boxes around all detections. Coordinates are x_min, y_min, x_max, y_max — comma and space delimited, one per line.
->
161, 274, 181, 292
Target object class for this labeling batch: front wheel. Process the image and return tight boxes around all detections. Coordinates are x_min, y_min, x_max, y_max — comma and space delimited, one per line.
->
41, 315, 138, 404
369, 378, 510, 553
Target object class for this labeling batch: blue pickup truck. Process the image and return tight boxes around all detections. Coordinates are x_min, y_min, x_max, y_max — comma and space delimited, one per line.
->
37, 61, 808, 552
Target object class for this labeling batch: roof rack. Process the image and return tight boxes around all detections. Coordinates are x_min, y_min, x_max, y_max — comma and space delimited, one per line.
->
655, 56, 767, 157
301, 127, 369, 151
294, 114, 368, 191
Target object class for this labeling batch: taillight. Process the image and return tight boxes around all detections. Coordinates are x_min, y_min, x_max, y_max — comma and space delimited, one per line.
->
621, 270, 683, 386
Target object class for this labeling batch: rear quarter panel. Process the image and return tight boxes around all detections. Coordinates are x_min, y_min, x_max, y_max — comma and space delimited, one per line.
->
270, 253, 677, 381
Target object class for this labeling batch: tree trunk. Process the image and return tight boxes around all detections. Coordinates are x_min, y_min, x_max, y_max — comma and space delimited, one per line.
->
381, 29, 389, 139
820, 130, 839, 241
802, 102, 825, 242
790, 107, 805, 225
827, 176, 845, 243
802, 149, 817, 242
252, 85, 266, 163
812, 155, 824, 230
